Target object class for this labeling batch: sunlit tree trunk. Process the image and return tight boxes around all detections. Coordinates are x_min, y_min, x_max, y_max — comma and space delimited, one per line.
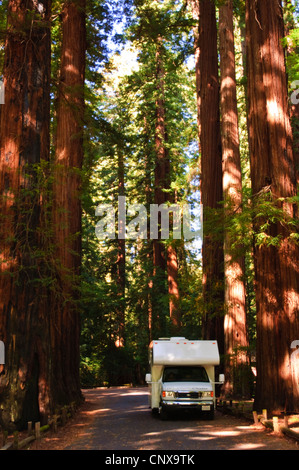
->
0, 0, 52, 429
52, 0, 86, 406
199, 0, 224, 353
246, 0, 299, 413
219, 0, 250, 398
166, 185, 181, 334
167, 244, 181, 334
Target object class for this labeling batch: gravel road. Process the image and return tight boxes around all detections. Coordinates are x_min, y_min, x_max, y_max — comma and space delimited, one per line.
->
48, 387, 299, 451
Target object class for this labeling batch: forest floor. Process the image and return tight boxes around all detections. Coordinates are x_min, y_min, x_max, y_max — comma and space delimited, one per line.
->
2, 387, 299, 451
217, 399, 299, 441
36, 387, 299, 450
1, 387, 101, 451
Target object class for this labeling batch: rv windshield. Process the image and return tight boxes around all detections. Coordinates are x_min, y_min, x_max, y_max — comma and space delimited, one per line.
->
163, 366, 209, 383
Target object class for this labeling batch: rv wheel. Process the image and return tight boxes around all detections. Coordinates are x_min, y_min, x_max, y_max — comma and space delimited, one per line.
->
202, 409, 214, 420
160, 407, 168, 420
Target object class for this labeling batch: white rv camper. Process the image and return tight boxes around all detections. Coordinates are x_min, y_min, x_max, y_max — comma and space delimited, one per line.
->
145, 337, 224, 419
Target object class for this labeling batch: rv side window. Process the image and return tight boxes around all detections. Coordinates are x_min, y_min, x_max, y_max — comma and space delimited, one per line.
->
163, 366, 209, 383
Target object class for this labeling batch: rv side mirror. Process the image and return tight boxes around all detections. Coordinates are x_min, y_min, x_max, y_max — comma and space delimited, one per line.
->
219, 374, 225, 383
145, 373, 152, 383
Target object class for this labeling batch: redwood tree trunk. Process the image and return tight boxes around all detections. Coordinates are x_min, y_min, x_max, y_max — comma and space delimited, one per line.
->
199, 0, 224, 354
153, 36, 181, 335
219, 0, 250, 398
153, 35, 167, 275
152, 36, 168, 336
246, 0, 299, 413
166, 186, 181, 334
115, 149, 125, 347
0, 0, 52, 429
188, 0, 201, 149
52, 0, 86, 406
166, 244, 181, 334
144, 117, 154, 341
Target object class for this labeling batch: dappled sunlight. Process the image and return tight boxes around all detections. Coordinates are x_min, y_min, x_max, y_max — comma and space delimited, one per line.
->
231, 442, 265, 450
206, 430, 241, 437
176, 426, 206, 433
144, 426, 198, 437
236, 425, 255, 430
138, 420, 274, 450
266, 98, 284, 125
84, 407, 112, 416
117, 390, 148, 397
139, 439, 166, 450
189, 436, 215, 441
64, 49, 80, 78
36, 388, 299, 450
65, 63, 79, 76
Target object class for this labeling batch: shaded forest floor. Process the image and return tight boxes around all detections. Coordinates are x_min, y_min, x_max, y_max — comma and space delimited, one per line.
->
217, 399, 299, 442
1, 387, 102, 450
31, 387, 106, 450
1, 387, 299, 450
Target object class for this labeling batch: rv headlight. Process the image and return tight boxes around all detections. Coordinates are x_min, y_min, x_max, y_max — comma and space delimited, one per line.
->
201, 391, 213, 398
162, 391, 176, 398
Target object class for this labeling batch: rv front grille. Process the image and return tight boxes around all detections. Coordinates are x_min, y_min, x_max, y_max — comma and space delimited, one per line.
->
177, 392, 199, 399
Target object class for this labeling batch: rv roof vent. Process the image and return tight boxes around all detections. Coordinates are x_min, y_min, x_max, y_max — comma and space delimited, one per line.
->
170, 337, 186, 341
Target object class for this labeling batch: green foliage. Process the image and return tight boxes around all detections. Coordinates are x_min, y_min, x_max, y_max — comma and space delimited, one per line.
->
283, 28, 299, 84
79, 0, 202, 386
1, 0, 298, 391
0, 0, 8, 72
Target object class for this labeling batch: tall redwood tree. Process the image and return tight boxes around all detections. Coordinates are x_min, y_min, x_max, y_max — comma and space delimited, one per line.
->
199, 0, 224, 353
0, 0, 52, 429
219, 0, 250, 398
52, 0, 86, 406
152, 34, 181, 335
246, 0, 299, 413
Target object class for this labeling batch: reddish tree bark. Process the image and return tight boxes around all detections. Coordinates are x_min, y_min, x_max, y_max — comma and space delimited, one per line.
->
0, 0, 52, 429
219, 0, 250, 398
153, 36, 181, 335
167, 243, 181, 333
246, 0, 299, 413
52, 0, 86, 406
153, 36, 167, 273
199, 0, 224, 354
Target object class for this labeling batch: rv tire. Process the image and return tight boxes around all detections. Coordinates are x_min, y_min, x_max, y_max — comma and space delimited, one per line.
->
160, 407, 168, 420
202, 410, 214, 420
